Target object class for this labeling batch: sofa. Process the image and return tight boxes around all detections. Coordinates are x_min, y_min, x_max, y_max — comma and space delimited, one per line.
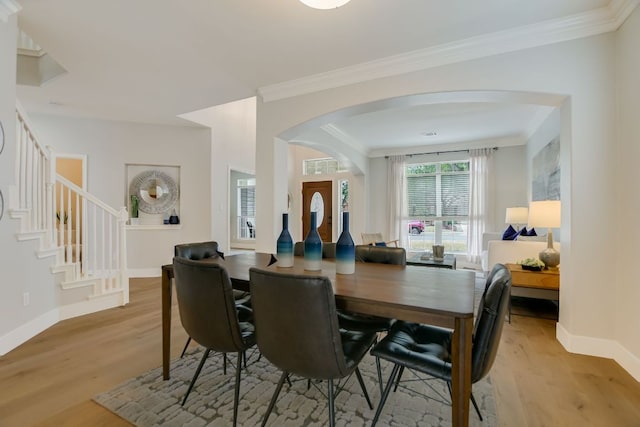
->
481, 232, 560, 273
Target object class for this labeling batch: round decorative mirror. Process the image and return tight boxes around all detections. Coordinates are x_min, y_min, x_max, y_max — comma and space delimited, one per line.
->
0, 120, 5, 156
129, 170, 178, 214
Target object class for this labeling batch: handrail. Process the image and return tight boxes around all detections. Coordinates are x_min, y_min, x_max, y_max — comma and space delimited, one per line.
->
13, 103, 129, 306
56, 174, 124, 218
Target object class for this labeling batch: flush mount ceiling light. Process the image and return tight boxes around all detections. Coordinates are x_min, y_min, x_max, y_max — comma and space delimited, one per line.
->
299, 0, 351, 9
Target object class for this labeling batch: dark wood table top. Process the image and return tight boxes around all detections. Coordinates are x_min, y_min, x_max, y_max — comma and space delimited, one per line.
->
166, 252, 475, 326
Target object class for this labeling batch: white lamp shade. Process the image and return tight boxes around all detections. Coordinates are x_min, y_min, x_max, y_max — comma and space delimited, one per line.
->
528, 200, 561, 228
299, 0, 351, 9
505, 207, 529, 224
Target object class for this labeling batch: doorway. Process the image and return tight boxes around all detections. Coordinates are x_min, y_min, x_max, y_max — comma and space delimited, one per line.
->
229, 169, 256, 249
302, 181, 332, 242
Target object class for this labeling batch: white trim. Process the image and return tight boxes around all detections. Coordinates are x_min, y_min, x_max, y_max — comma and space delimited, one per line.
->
0, 309, 58, 356
0, 0, 21, 23
128, 267, 161, 278
556, 323, 640, 382
58, 294, 125, 320
258, 0, 639, 103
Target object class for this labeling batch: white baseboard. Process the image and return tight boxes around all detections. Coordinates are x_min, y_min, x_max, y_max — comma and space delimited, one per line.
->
556, 323, 640, 382
128, 268, 161, 278
0, 309, 58, 356
58, 293, 125, 320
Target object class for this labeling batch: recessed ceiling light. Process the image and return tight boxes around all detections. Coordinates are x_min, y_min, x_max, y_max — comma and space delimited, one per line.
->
421, 131, 438, 137
299, 0, 351, 10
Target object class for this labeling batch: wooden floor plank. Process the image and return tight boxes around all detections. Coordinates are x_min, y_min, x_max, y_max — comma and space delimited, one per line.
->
0, 278, 639, 426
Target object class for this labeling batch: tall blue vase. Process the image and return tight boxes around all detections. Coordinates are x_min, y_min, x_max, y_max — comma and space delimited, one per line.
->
336, 211, 355, 274
276, 213, 294, 267
304, 211, 322, 271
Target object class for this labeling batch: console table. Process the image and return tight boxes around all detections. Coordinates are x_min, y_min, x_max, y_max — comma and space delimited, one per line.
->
505, 263, 559, 322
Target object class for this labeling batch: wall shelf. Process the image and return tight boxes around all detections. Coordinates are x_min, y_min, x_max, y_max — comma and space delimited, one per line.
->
126, 224, 182, 230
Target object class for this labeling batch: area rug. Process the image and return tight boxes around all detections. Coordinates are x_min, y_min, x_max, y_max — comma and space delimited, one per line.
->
94, 347, 497, 426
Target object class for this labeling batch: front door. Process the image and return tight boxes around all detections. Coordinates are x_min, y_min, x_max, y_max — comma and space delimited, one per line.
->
302, 181, 332, 242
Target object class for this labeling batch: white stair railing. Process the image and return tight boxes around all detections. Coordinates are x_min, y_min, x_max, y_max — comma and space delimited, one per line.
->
55, 176, 129, 298
15, 103, 52, 239
14, 103, 129, 302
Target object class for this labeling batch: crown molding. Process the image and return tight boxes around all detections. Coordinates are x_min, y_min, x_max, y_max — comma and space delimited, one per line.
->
319, 123, 367, 154
0, 0, 21, 23
259, 0, 639, 103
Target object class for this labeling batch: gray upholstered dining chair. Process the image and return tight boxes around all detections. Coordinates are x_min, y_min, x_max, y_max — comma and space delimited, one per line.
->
172, 257, 256, 427
293, 241, 337, 258
174, 241, 251, 358
369, 263, 512, 425
337, 245, 406, 332
248, 268, 377, 427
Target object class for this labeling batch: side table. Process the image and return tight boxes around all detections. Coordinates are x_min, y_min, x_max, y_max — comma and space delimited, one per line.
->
505, 263, 559, 322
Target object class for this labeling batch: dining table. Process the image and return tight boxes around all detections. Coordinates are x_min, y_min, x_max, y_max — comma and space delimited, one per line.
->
161, 252, 476, 427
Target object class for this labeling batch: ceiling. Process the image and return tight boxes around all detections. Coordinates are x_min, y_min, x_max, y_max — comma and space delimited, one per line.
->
14, 0, 628, 154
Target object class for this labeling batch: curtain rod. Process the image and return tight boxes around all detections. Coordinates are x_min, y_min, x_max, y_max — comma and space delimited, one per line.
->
385, 146, 498, 159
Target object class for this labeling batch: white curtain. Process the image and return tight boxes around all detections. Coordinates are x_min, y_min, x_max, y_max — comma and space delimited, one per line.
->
466, 148, 494, 264
386, 155, 407, 246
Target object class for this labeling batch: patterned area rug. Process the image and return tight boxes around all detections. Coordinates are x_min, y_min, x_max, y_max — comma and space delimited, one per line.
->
94, 347, 497, 426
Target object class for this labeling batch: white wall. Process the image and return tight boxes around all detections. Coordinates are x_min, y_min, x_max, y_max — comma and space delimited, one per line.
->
0, 15, 59, 355
181, 97, 256, 253
255, 33, 639, 378
615, 6, 640, 378
29, 114, 212, 276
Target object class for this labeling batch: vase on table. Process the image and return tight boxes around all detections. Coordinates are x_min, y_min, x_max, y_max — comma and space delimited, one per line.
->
336, 211, 355, 274
304, 211, 322, 271
276, 213, 294, 267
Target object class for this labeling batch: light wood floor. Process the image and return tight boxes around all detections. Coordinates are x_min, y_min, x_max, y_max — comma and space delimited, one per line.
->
1, 278, 639, 426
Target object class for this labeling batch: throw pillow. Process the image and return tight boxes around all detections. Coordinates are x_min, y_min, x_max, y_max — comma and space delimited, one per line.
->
502, 225, 518, 240
516, 234, 547, 242
375, 241, 387, 247
527, 227, 537, 236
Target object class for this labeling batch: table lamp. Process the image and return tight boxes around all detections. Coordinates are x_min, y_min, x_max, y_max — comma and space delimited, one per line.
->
528, 200, 561, 269
505, 207, 529, 231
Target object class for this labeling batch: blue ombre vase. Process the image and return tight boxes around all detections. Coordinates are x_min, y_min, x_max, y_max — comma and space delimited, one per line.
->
276, 213, 294, 268
336, 211, 355, 274
304, 211, 322, 271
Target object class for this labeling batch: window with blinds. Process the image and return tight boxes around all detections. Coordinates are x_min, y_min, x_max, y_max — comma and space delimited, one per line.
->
407, 162, 469, 220
406, 161, 470, 253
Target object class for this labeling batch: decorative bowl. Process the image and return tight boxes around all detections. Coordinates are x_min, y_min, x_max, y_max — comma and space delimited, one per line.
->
521, 264, 543, 271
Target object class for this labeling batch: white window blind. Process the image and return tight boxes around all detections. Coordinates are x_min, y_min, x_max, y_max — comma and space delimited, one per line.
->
407, 162, 469, 220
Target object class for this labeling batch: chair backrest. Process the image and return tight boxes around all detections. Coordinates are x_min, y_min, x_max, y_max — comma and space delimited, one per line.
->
293, 241, 337, 258
361, 232, 385, 245
249, 268, 349, 380
172, 257, 248, 353
471, 263, 512, 383
175, 241, 223, 260
355, 245, 406, 265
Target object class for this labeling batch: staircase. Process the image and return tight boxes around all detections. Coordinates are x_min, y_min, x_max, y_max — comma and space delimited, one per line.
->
9, 103, 129, 311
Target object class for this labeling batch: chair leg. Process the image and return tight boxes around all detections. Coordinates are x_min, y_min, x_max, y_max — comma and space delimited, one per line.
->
327, 379, 335, 427
261, 371, 288, 427
371, 364, 401, 427
182, 348, 211, 406
223, 353, 227, 375
354, 367, 373, 410
375, 356, 384, 396
233, 352, 243, 427
470, 391, 483, 421
393, 366, 405, 392
180, 337, 192, 358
